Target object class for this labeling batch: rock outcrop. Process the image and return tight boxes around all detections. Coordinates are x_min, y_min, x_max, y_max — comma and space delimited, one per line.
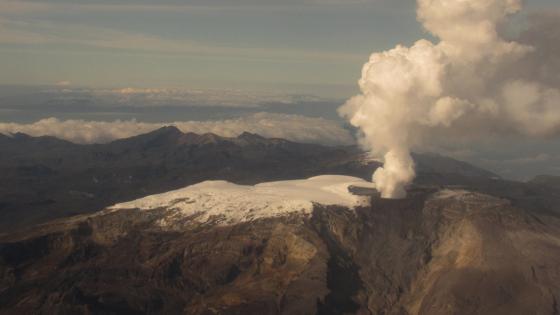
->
1, 187, 559, 314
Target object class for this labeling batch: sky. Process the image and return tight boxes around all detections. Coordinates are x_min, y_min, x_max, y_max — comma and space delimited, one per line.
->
0, 0, 560, 180
0, 0, 554, 96
0, 0, 416, 96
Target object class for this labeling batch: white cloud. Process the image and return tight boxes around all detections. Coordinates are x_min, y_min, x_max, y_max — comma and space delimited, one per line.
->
340, 0, 560, 197
15, 86, 330, 108
56, 80, 71, 86
0, 113, 355, 145
98, 87, 326, 107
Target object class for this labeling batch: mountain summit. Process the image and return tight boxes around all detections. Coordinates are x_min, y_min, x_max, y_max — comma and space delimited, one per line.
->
1, 177, 559, 314
108, 175, 375, 227
2, 130, 559, 314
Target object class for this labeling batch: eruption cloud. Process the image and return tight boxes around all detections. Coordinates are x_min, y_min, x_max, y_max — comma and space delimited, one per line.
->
339, 0, 560, 198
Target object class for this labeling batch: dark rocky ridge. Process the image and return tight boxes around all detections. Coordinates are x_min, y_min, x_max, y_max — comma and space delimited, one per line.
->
0, 127, 496, 232
0, 128, 367, 231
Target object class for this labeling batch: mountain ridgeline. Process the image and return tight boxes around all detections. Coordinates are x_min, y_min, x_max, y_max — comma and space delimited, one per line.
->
0, 126, 495, 231
0, 127, 367, 231
1, 128, 560, 314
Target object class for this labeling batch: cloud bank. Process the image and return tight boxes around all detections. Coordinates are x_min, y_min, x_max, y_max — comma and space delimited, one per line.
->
0, 113, 354, 146
340, 0, 560, 198
0, 86, 330, 110
99, 87, 328, 108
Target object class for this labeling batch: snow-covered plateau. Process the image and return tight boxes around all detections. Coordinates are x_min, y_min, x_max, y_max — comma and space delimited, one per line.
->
108, 175, 376, 226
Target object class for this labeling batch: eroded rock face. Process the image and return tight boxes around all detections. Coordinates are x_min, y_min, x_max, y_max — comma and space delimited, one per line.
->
1, 189, 560, 315
352, 191, 560, 315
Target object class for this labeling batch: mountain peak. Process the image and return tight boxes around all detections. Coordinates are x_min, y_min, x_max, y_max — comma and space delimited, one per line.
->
235, 131, 278, 145
176, 132, 224, 145
238, 132, 265, 140
108, 175, 375, 227
108, 125, 184, 148
151, 125, 183, 136
10, 132, 32, 139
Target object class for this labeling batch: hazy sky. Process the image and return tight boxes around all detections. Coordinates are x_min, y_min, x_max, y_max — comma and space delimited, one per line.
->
1, 0, 560, 181
0, 0, 557, 97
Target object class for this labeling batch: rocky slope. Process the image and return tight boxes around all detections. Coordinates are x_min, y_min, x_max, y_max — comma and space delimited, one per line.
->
3, 129, 559, 314
1, 178, 559, 314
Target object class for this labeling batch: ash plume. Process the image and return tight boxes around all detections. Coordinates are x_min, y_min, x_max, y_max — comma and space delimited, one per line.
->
339, 0, 560, 198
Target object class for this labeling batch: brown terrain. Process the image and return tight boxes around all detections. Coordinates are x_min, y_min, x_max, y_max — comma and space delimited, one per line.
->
1, 129, 560, 314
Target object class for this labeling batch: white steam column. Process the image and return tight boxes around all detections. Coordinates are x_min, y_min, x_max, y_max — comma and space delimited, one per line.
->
340, 0, 560, 199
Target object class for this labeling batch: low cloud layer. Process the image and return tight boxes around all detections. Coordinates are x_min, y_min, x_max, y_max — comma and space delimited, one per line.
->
0, 113, 355, 146
99, 87, 328, 108
0, 86, 330, 109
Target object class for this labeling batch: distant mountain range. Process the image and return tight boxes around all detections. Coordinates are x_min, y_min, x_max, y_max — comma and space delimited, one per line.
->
0, 127, 499, 232
2, 128, 560, 314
